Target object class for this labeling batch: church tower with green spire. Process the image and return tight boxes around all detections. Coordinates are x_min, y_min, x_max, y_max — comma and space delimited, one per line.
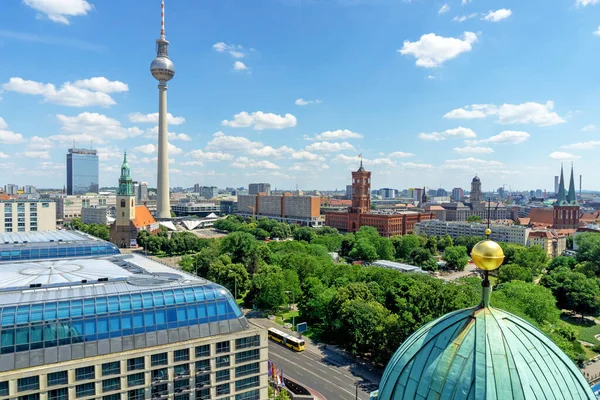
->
553, 163, 580, 229
115, 152, 136, 228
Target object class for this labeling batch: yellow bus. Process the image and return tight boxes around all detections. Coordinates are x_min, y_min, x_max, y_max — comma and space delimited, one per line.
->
268, 327, 306, 352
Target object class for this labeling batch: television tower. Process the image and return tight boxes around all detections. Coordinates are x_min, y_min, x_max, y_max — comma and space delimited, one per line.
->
151, 0, 175, 219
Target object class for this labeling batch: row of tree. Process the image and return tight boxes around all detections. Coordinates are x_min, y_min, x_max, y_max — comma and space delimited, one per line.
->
71, 218, 109, 241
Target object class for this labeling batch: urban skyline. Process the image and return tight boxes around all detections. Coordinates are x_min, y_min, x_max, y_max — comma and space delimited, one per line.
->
1, 1, 600, 190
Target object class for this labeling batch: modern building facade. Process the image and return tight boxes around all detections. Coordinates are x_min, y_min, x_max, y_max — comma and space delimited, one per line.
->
172, 202, 221, 218
194, 186, 218, 199
67, 148, 99, 195
414, 220, 531, 246
237, 194, 322, 227
325, 162, 434, 236
81, 206, 108, 225
133, 182, 149, 203
0, 200, 56, 233
0, 252, 268, 400
451, 188, 464, 201
345, 185, 353, 200
4, 184, 18, 196
379, 188, 396, 200
55, 195, 116, 223
248, 183, 271, 196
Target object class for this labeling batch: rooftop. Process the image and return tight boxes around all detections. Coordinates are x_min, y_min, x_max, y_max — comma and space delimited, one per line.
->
371, 260, 425, 273
0, 230, 99, 246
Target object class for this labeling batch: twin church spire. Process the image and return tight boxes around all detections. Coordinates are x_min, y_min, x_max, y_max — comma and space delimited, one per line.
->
556, 163, 577, 205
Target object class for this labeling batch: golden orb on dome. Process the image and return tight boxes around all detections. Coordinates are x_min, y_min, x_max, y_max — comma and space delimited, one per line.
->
485, 228, 492, 236
471, 239, 504, 271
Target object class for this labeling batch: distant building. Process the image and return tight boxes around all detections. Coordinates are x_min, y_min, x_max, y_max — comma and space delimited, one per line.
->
172, 201, 221, 217
237, 194, 322, 227
553, 165, 580, 229
81, 206, 108, 225
55, 195, 116, 223
415, 220, 531, 246
379, 188, 397, 199
248, 183, 271, 195
66, 148, 99, 195
195, 186, 218, 199
0, 199, 56, 233
109, 153, 158, 248
346, 184, 353, 200
470, 175, 482, 202
451, 188, 464, 201
23, 185, 37, 194
220, 199, 238, 215
325, 161, 434, 236
528, 230, 567, 258
554, 175, 559, 194
4, 184, 18, 195
133, 181, 148, 203
436, 188, 448, 197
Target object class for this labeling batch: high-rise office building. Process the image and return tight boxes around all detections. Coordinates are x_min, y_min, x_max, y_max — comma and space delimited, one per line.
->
554, 175, 559, 194
345, 185, 353, 200
67, 148, 99, 195
379, 188, 396, 200
194, 185, 218, 199
134, 182, 149, 203
4, 184, 18, 195
451, 188, 464, 201
248, 183, 271, 195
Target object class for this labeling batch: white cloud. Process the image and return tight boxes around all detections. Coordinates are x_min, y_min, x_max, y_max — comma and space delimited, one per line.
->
23, 0, 93, 25
333, 154, 396, 167
72, 77, 128, 93
443, 157, 504, 170
549, 151, 581, 160
188, 149, 234, 161
56, 112, 142, 141
305, 141, 356, 152
222, 111, 297, 130
418, 127, 476, 141
128, 112, 185, 125
3, 77, 123, 107
577, 0, 600, 6
594, 26, 600, 36
0, 152, 8, 159
232, 157, 280, 170
248, 146, 295, 158
439, 4, 450, 14
388, 151, 415, 158
168, 143, 183, 155
19, 151, 50, 159
561, 141, 600, 150
133, 144, 156, 154
212, 42, 247, 58
453, 13, 478, 22
289, 163, 329, 172
0, 118, 24, 144
295, 98, 322, 106
583, 124, 597, 131
443, 101, 565, 126
205, 132, 262, 152
454, 146, 494, 154
291, 151, 325, 162
96, 146, 122, 161
482, 9, 512, 22
141, 126, 192, 141
314, 129, 363, 140
468, 130, 530, 145
233, 61, 248, 72
461, 0, 471, 4
401, 162, 434, 169
398, 32, 477, 68
179, 161, 204, 167
27, 136, 53, 150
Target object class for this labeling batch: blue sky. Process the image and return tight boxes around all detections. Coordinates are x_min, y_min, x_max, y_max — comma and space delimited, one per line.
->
1, 0, 600, 192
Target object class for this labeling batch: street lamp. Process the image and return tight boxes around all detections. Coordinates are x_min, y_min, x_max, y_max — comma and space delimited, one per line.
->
229, 270, 237, 300
284, 290, 295, 331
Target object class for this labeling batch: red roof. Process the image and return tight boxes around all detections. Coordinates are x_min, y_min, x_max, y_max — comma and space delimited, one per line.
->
132, 206, 156, 229
515, 217, 530, 226
527, 208, 554, 227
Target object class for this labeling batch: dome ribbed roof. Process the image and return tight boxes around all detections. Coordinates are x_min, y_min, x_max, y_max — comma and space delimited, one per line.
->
378, 305, 594, 400
472, 175, 480, 182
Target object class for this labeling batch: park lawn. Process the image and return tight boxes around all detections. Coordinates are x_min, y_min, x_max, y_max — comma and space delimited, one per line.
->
561, 314, 600, 345
274, 310, 299, 329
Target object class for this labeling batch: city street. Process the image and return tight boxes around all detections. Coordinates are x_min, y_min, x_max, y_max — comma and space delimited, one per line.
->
268, 340, 376, 400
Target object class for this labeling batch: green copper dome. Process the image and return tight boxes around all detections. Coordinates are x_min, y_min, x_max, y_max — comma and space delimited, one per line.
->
378, 304, 594, 399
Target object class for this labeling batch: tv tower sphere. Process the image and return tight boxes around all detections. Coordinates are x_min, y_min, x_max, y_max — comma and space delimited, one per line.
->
151, 51, 175, 82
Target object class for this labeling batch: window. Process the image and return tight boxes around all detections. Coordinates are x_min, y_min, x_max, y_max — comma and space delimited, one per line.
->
121, 199, 125, 207
175, 364, 190, 376
75, 383, 95, 398
216, 384, 231, 396
18, 395, 40, 400
0, 382, 8, 396
196, 373, 210, 387
216, 355, 230, 368
152, 383, 168, 397
174, 378, 190, 392
216, 341, 230, 354
196, 388, 210, 400
236, 362, 260, 377
48, 388, 68, 400
235, 335, 260, 350
236, 349, 260, 363
103, 395, 120, 400
216, 370, 230, 382
174, 395, 189, 400
18, 376, 39, 392
151, 352, 168, 366
196, 359, 210, 373
47, 371, 68, 386
102, 362, 120, 376
236, 389, 260, 400
195, 345, 210, 358
75, 366, 95, 381
102, 377, 121, 392
235, 376, 259, 391
128, 388, 145, 400
174, 348, 189, 362
152, 368, 168, 381
127, 373, 144, 387
127, 357, 145, 371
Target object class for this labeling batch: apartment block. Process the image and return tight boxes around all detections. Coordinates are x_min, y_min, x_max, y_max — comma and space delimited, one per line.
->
0, 200, 56, 233
414, 220, 531, 246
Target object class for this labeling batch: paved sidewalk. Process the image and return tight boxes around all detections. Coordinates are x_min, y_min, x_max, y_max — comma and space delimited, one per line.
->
247, 311, 383, 386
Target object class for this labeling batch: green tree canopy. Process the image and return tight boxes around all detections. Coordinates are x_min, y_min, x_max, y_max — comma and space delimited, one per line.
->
442, 246, 469, 271
497, 263, 533, 284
